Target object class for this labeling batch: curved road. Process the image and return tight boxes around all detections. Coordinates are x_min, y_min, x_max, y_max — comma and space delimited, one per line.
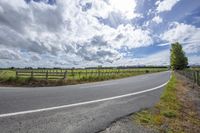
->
0, 71, 170, 133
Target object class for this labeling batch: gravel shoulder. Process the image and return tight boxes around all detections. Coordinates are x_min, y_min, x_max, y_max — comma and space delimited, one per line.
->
99, 116, 157, 133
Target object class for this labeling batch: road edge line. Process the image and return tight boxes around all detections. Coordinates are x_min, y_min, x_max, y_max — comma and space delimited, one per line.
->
0, 80, 170, 118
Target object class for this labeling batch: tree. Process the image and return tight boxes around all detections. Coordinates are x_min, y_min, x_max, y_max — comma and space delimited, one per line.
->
170, 42, 188, 70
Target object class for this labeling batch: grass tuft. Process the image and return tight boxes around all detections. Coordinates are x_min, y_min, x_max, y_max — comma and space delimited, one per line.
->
162, 110, 177, 118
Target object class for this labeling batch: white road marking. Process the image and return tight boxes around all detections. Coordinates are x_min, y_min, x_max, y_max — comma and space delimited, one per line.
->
0, 80, 169, 118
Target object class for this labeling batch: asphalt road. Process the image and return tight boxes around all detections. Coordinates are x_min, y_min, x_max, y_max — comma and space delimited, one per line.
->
0, 71, 170, 133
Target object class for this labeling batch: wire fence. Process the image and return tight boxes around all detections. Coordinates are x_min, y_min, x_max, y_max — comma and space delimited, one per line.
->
177, 70, 200, 86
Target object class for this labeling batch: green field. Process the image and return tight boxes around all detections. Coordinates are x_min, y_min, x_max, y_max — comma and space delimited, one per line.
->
190, 67, 200, 71
0, 68, 168, 86
0, 70, 15, 80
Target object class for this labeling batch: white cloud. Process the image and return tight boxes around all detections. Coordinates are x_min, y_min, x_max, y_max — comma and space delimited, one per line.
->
30, 53, 41, 61
152, 16, 163, 24
109, 0, 140, 19
0, 6, 4, 13
161, 22, 200, 53
112, 24, 153, 49
121, 49, 200, 66
156, 0, 180, 13
81, 0, 112, 19
133, 50, 170, 66
162, 22, 196, 42
115, 47, 199, 66
111, 50, 170, 66
188, 55, 200, 65
2, 0, 198, 67
83, 0, 140, 19
0, 48, 21, 60
0, 0, 153, 67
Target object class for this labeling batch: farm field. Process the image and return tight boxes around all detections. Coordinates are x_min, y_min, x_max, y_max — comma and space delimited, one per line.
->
190, 67, 200, 71
0, 67, 167, 87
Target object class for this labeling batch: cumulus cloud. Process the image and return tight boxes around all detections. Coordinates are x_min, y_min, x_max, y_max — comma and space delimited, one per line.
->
0, 0, 155, 67
75, 35, 122, 63
114, 49, 199, 66
188, 55, 200, 65
109, 0, 140, 19
156, 0, 180, 13
111, 50, 170, 66
0, 0, 199, 67
162, 22, 197, 42
81, 0, 140, 19
133, 50, 170, 66
30, 53, 41, 61
162, 22, 200, 53
0, 48, 21, 60
112, 24, 153, 49
152, 16, 163, 24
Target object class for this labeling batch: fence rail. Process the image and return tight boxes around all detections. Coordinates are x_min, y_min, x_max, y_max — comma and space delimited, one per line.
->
15, 69, 165, 80
177, 70, 200, 86
16, 70, 67, 80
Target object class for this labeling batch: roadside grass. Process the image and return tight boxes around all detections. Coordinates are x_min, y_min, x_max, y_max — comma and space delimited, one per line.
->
133, 73, 180, 132
133, 72, 200, 133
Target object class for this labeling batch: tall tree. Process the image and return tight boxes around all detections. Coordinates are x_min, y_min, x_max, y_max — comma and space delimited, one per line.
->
170, 42, 188, 70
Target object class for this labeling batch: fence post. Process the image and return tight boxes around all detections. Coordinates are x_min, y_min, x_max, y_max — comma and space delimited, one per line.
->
46, 71, 48, 80
31, 71, 33, 78
197, 71, 200, 86
16, 70, 18, 78
70, 69, 73, 80
63, 71, 67, 80
193, 71, 196, 83
98, 68, 100, 78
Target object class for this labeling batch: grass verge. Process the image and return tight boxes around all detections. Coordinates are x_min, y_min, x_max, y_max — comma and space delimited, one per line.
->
133, 72, 200, 133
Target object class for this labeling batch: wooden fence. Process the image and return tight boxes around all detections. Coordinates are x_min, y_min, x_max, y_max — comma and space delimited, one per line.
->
177, 70, 200, 86
16, 70, 67, 80
15, 69, 165, 80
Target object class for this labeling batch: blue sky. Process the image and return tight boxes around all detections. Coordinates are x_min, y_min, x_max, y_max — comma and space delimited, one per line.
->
0, 0, 200, 68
